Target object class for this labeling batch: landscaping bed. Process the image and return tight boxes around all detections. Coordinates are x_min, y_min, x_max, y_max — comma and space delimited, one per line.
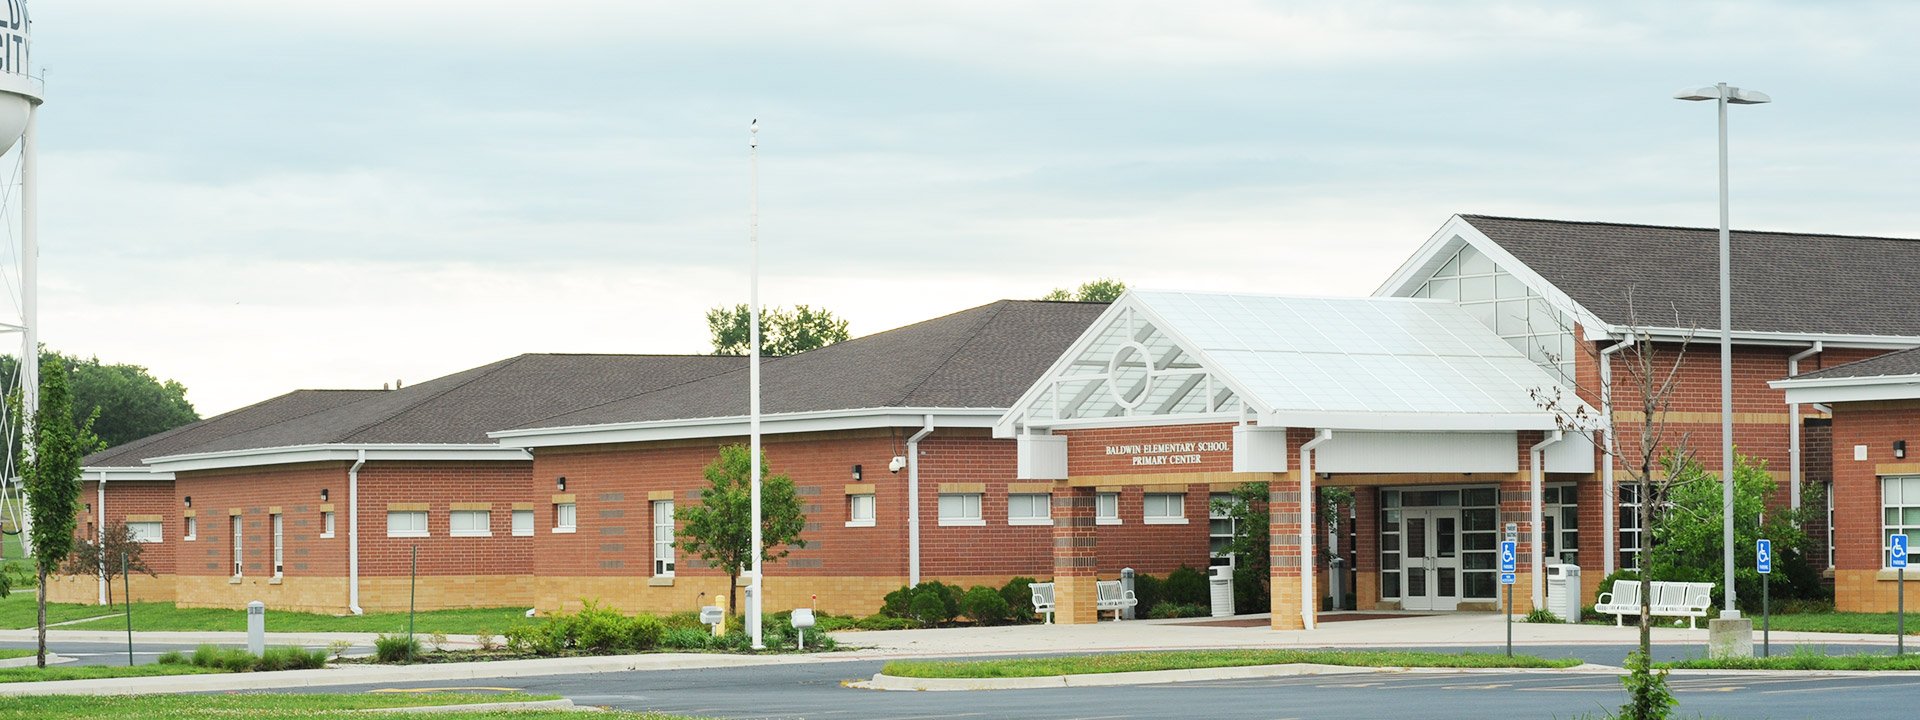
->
882, 649, 1583, 679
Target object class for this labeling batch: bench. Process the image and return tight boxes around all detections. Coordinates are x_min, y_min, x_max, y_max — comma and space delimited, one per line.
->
1096, 580, 1138, 621
1030, 582, 1055, 625
1594, 579, 1715, 628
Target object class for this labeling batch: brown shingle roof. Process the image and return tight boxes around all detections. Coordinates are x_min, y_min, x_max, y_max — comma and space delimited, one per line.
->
1795, 347, 1920, 381
1463, 215, 1920, 337
84, 389, 382, 468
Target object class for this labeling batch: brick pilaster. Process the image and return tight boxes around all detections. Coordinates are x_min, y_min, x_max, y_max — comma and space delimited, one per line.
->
1052, 484, 1099, 624
1269, 484, 1308, 630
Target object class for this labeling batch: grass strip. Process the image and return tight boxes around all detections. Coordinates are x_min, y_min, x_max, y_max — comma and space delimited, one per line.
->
0, 693, 600, 719
1659, 652, 1920, 671
0, 593, 528, 634
0, 664, 227, 683
0, 650, 30, 660
883, 649, 1582, 679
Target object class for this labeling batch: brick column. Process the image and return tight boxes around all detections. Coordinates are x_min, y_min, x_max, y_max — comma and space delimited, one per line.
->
1354, 487, 1379, 611
1052, 484, 1098, 624
1269, 484, 1306, 630
1499, 474, 1537, 612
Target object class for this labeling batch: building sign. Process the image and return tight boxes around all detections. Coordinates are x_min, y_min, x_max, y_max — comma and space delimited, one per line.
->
1104, 440, 1230, 467
0, 0, 27, 77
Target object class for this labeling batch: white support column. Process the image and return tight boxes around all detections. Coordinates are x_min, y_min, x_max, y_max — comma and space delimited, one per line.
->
97, 472, 106, 605
1530, 431, 1562, 610
17, 107, 36, 557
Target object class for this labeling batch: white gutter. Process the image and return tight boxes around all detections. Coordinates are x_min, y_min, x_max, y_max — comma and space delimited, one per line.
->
907, 416, 935, 586
97, 470, 106, 606
1598, 336, 1636, 577
1622, 326, 1920, 350
1298, 429, 1333, 631
1530, 430, 1564, 610
1786, 343, 1823, 510
348, 449, 365, 615
493, 407, 1002, 448
145, 443, 530, 474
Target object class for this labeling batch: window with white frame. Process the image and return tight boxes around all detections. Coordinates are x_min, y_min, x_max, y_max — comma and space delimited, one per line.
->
938, 493, 983, 526
1543, 484, 1578, 566
846, 494, 875, 527
1008, 493, 1051, 525
652, 500, 675, 576
127, 521, 162, 543
1209, 492, 1238, 561
231, 515, 243, 577
451, 509, 491, 537
554, 502, 577, 533
184, 516, 197, 541
387, 510, 428, 538
513, 509, 534, 536
320, 511, 335, 539
1144, 492, 1186, 524
1883, 476, 1920, 567
271, 514, 284, 577
1096, 492, 1120, 525
1411, 243, 1575, 382
1618, 484, 1644, 570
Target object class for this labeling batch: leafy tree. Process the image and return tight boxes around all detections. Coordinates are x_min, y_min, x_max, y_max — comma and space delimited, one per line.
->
1650, 452, 1823, 611
1, 350, 199, 448
1039, 278, 1127, 302
16, 357, 103, 667
706, 305, 851, 357
673, 444, 808, 614
63, 521, 158, 609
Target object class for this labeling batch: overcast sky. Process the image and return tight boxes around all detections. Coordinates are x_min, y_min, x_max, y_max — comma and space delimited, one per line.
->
11, 1, 1920, 415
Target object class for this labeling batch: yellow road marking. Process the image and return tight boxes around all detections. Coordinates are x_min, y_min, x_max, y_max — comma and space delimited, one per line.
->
366, 686, 519, 694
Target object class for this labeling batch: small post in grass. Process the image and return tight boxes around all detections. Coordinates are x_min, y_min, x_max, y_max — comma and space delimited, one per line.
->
1500, 539, 1517, 658
409, 545, 418, 664
1892, 533, 1908, 656
122, 551, 134, 667
1757, 538, 1771, 657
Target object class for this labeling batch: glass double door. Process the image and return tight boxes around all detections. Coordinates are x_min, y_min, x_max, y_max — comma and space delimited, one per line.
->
1400, 507, 1461, 611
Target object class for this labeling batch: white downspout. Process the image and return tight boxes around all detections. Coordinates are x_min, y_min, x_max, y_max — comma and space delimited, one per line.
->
1599, 336, 1635, 577
348, 449, 366, 615
907, 416, 935, 586
1530, 430, 1563, 610
1298, 429, 1332, 630
97, 471, 107, 606
1786, 342, 1823, 510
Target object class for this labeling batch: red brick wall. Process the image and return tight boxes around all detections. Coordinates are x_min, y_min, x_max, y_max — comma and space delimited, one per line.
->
1827, 400, 1920, 611
174, 463, 352, 580
357, 462, 534, 578
1064, 424, 1235, 475
1093, 486, 1213, 576
76, 481, 178, 576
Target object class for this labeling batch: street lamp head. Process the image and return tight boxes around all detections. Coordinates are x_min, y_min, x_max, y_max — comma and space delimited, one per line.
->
1674, 85, 1771, 104
1674, 86, 1721, 101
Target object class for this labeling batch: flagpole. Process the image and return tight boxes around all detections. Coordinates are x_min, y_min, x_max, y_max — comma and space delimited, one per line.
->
747, 119, 765, 650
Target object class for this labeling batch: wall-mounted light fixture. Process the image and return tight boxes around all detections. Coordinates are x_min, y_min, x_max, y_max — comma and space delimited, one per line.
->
851, 464, 862, 481
320, 488, 330, 501
85, 503, 91, 513
184, 496, 193, 508
1898, 440, 1909, 460
557, 477, 567, 491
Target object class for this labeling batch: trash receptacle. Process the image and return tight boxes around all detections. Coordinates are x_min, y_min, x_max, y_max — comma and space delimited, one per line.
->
1121, 568, 1137, 620
1209, 565, 1234, 617
1545, 564, 1581, 622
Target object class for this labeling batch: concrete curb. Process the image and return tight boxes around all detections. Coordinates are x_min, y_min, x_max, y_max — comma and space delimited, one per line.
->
850, 663, 1630, 691
0, 654, 72, 669
358, 699, 591, 713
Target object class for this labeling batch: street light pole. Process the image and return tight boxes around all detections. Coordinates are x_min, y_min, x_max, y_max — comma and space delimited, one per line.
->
1675, 82, 1769, 617
748, 119, 765, 650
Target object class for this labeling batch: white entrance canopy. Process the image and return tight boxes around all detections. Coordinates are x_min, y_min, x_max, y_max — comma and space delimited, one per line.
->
995, 290, 1591, 438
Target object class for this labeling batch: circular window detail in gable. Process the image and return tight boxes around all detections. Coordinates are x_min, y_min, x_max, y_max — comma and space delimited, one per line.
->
1107, 342, 1153, 409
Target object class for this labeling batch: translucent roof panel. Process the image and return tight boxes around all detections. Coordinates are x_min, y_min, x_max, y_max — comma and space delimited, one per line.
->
1129, 290, 1585, 429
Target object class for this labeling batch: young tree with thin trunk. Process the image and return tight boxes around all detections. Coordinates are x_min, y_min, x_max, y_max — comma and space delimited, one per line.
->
16, 357, 101, 668
63, 521, 157, 609
673, 444, 808, 615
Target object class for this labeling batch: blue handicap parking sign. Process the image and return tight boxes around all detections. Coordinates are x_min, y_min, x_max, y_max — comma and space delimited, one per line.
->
1500, 572, 1516, 586
1756, 539, 1772, 574
1500, 541, 1516, 573
1894, 534, 1910, 569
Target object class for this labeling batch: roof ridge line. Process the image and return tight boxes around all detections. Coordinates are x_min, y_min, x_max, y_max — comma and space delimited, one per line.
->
890, 300, 1008, 408
333, 355, 533, 442
504, 356, 747, 431
1463, 214, 1920, 244
89, 388, 389, 462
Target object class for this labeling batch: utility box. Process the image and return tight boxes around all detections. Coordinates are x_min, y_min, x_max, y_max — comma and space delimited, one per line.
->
1209, 565, 1234, 617
1120, 568, 1137, 620
1545, 564, 1581, 622
246, 601, 265, 657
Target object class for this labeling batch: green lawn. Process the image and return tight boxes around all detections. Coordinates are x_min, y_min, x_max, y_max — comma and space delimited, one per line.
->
883, 649, 1582, 679
0, 592, 528, 634
0, 693, 666, 719
1660, 650, 1920, 671
0, 650, 28, 660
0, 663, 226, 683
1756, 612, 1920, 636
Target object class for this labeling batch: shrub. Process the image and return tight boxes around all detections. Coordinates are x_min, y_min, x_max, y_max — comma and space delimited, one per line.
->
374, 633, 422, 663
502, 623, 542, 654
156, 650, 185, 665
1146, 602, 1208, 619
1232, 565, 1268, 613
474, 625, 499, 652
327, 639, 355, 660
998, 577, 1038, 623
219, 649, 256, 672
960, 585, 1013, 626
1163, 566, 1209, 607
909, 592, 951, 626
881, 586, 914, 619
855, 614, 920, 631
661, 627, 713, 650
1524, 608, 1563, 624
189, 645, 221, 668
627, 614, 666, 651
426, 631, 449, 653
1131, 573, 1165, 614
575, 604, 632, 653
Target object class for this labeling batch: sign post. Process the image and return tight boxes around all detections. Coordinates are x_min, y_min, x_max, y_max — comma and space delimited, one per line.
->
1501, 539, 1517, 658
1893, 534, 1909, 656
1756, 539, 1772, 657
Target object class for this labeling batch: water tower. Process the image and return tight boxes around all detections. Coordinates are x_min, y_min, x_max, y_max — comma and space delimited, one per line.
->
0, 0, 45, 556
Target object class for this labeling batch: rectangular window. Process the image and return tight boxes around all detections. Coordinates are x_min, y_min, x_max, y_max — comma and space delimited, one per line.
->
1619, 484, 1644, 571
1543, 483, 1578, 566
387, 511, 428, 538
938, 493, 983, 526
652, 500, 675, 576
231, 515, 243, 578
1883, 476, 1920, 567
451, 510, 491, 537
127, 521, 163, 543
184, 516, 197, 541
1008, 493, 1051, 526
513, 509, 534, 537
553, 503, 577, 533
1144, 493, 1187, 524
846, 494, 876, 527
271, 514, 284, 577
320, 511, 335, 539
1096, 492, 1120, 525
1209, 492, 1238, 560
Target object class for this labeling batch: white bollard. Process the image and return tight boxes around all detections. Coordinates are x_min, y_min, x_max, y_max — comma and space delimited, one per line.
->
247, 601, 265, 657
